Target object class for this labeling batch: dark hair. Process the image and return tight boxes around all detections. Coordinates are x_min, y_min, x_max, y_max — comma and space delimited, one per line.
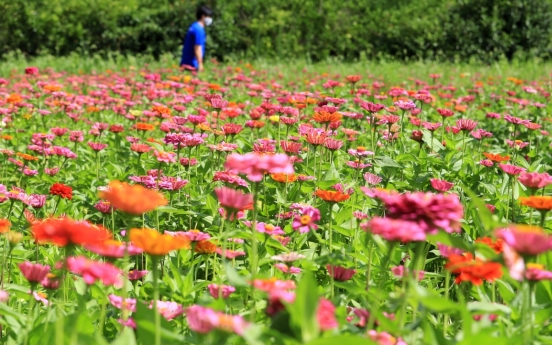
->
196, 5, 213, 20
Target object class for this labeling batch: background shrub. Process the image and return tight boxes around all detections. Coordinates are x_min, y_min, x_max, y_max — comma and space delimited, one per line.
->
0, 0, 551, 62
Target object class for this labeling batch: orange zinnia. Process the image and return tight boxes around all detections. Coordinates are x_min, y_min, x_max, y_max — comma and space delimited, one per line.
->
519, 196, 552, 211
315, 189, 351, 203
194, 240, 217, 254
445, 253, 503, 285
313, 111, 342, 123
32, 218, 111, 247
99, 181, 167, 215
483, 152, 510, 163
475, 237, 503, 254
270, 173, 297, 183
152, 105, 171, 116
6, 94, 23, 104
130, 228, 190, 256
136, 123, 155, 131
0, 219, 10, 233
16, 152, 38, 161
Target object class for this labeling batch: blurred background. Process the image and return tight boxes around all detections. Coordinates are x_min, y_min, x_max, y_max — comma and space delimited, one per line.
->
1, 0, 551, 63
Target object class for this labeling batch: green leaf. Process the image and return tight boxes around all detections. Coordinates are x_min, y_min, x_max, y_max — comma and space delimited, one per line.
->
426, 231, 472, 252
375, 155, 401, 168
134, 302, 182, 345
225, 263, 249, 287
461, 184, 500, 234
287, 272, 320, 343
110, 327, 137, 345
467, 302, 511, 315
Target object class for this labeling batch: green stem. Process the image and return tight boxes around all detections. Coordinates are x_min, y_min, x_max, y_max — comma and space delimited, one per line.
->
152, 256, 161, 345
249, 182, 260, 321
443, 270, 451, 337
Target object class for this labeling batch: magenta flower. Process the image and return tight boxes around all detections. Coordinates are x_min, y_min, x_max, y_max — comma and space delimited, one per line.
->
430, 178, 454, 193
84, 242, 142, 258
518, 172, 552, 190
362, 217, 427, 242
274, 263, 301, 274
499, 164, 526, 176
66, 256, 122, 287
87, 142, 108, 151
381, 192, 464, 234
215, 187, 253, 212
525, 265, 552, 281
292, 206, 321, 233
109, 294, 137, 312
153, 150, 176, 163
216, 248, 246, 259
150, 301, 185, 321
364, 173, 383, 185
496, 225, 552, 257
317, 299, 338, 331
19, 262, 50, 283
326, 265, 356, 281
480, 159, 494, 167
208, 284, 236, 299
256, 222, 285, 235
456, 119, 478, 131
225, 153, 294, 182
437, 242, 464, 258
128, 270, 148, 280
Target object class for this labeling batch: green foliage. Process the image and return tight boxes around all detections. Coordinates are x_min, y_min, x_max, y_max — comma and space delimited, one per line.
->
1, 0, 551, 62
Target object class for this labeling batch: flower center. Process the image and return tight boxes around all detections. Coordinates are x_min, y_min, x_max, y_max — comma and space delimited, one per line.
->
265, 224, 274, 231
357, 146, 366, 152
527, 263, 544, 270
300, 215, 311, 225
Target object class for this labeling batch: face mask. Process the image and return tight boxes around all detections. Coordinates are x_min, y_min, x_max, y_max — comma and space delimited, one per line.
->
204, 17, 213, 26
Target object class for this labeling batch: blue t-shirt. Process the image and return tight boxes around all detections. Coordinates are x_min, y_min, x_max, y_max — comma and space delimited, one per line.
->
180, 22, 206, 68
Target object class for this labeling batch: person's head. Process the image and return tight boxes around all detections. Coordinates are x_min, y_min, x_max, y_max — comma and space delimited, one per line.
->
196, 5, 213, 26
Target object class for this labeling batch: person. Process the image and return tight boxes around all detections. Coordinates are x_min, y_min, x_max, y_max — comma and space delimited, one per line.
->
180, 5, 213, 72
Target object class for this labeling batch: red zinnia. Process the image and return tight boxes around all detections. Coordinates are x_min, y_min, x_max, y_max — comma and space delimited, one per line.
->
49, 183, 73, 200
32, 218, 111, 247
445, 253, 503, 285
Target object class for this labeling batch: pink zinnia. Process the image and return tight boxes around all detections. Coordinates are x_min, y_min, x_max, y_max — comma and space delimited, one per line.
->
518, 172, 552, 189
66, 256, 122, 287
108, 294, 137, 312
456, 119, 478, 131
87, 142, 108, 151
381, 192, 464, 234
362, 217, 427, 242
292, 206, 320, 233
437, 108, 454, 117
437, 242, 463, 258
274, 263, 301, 274
430, 178, 454, 192
19, 262, 50, 283
317, 299, 338, 331
208, 284, 236, 299
215, 187, 253, 212
368, 330, 407, 345
84, 242, 142, 258
496, 225, 552, 256
364, 173, 383, 185
327, 264, 356, 281
391, 265, 424, 281
128, 270, 148, 280
153, 150, 176, 163
499, 164, 526, 176
480, 159, 494, 167
225, 152, 294, 182
256, 222, 285, 235
151, 301, 185, 321
525, 264, 552, 281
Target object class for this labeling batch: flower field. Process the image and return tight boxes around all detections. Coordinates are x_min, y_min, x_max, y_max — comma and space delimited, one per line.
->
0, 60, 552, 345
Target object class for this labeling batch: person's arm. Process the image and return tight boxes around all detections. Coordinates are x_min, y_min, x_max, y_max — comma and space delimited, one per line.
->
194, 45, 203, 72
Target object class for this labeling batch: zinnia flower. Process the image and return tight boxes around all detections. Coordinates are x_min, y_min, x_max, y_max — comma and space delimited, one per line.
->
19, 262, 50, 283
445, 253, 502, 285
292, 206, 320, 233
208, 284, 236, 299
99, 181, 168, 215
518, 172, 552, 190
362, 217, 426, 242
67, 256, 122, 287
315, 189, 350, 203
525, 263, 552, 281
327, 265, 356, 281
499, 164, 526, 176
381, 192, 464, 234
130, 228, 191, 256
496, 225, 552, 256
317, 298, 338, 331
224, 153, 294, 182
49, 183, 72, 200
519, 196, 552, 212
430, 178, 453, 193
32, 218, 111, 246
215, 187, 253, 213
